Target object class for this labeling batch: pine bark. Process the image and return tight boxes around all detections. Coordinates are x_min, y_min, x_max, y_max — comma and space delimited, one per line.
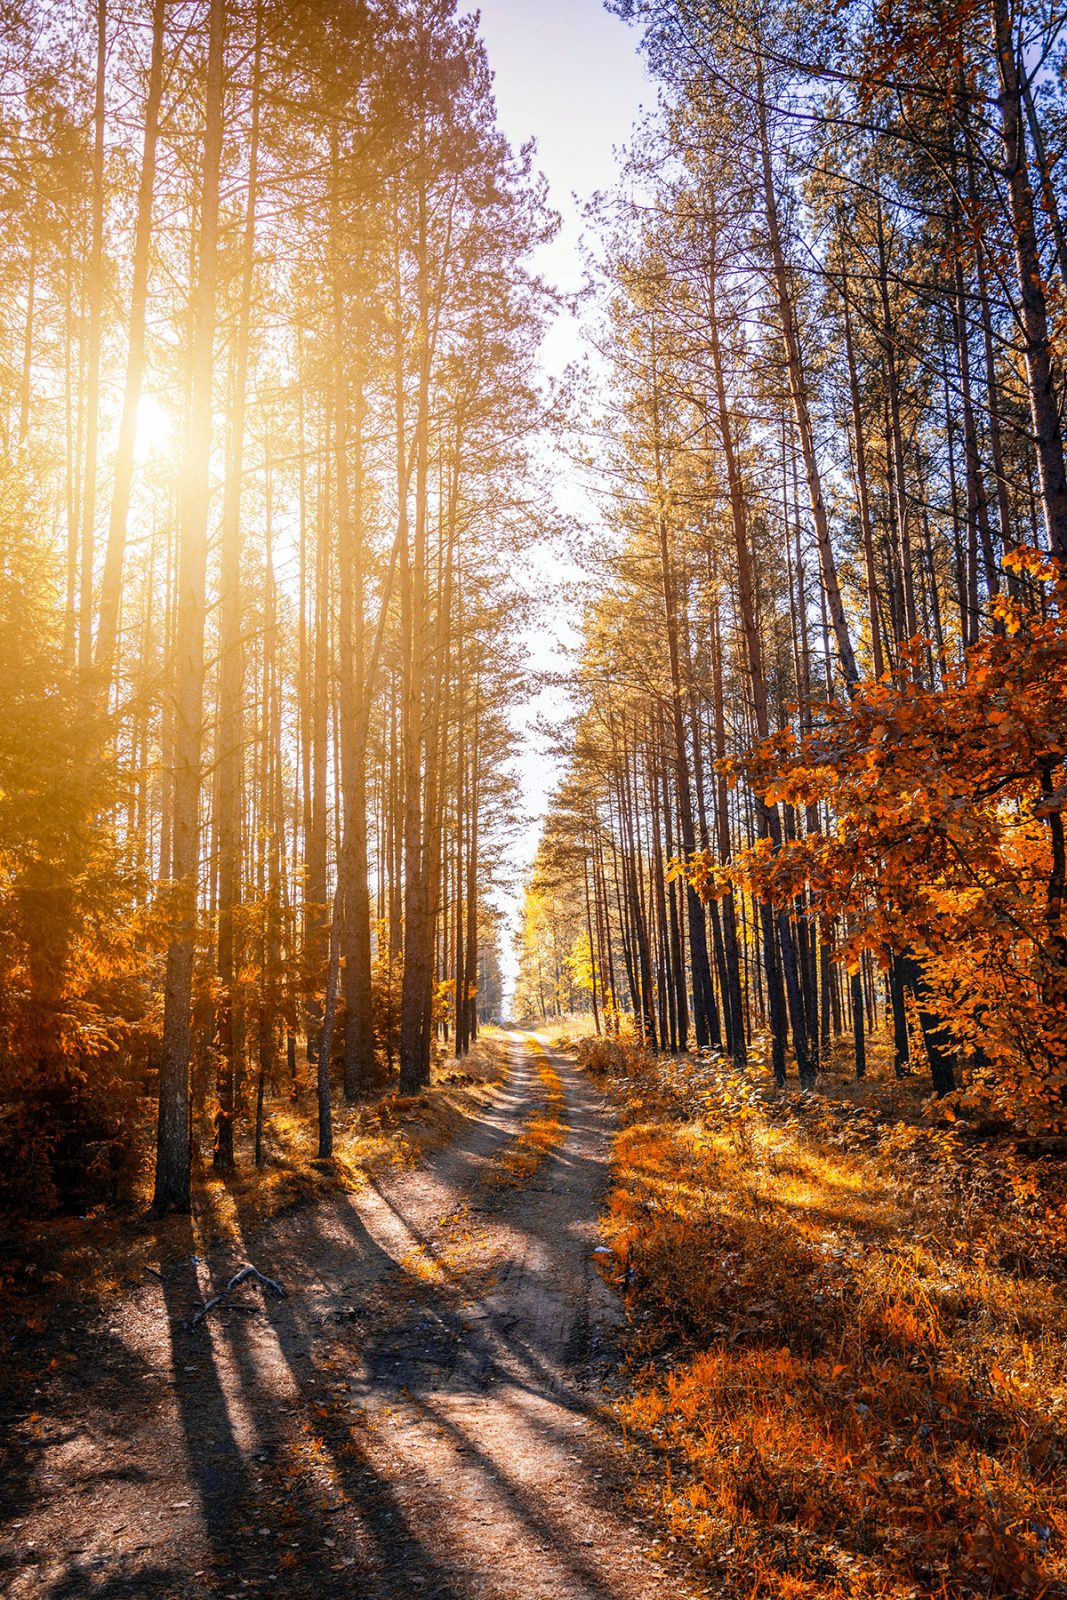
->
154, 0, 226, 1211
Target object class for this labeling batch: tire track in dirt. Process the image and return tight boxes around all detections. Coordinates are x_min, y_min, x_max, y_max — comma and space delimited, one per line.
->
1, 1035, 701, 1600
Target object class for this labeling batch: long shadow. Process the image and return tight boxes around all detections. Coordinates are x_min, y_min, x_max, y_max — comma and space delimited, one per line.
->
25, 1221, 252, 1597
266, 1047, 613, 1519
17, 1041, 614, 1600
38, 1037, 622, 1599
266, 1244, 469, 1594
254, 1215, 642, 1598
184, 1207, 363, 1596
724, 1188, 1066, 1351
405, 1389, 634, 1600
222, 1176, 470, 1598
489, 1048, 1065, 1593
340, 1064, 537, 1235
326, 1133, 618, 1423
155, 1223, 261, 1592
767, 1190, 906, 1243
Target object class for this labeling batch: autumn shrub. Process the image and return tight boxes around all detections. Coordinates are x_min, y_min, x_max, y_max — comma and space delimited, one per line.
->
576, 1029, 656, 1077
597, 1053, 1067, 1599
694, 558, 1067, 1133
576, 1034, 632, 1074
0, 466, 159, 1214
0, 801, 159, 1215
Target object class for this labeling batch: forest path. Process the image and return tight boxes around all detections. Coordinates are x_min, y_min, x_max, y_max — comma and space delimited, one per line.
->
2, 1036, 700, 1600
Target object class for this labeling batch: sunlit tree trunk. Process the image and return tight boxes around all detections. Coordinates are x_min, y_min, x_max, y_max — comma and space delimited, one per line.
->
330, 137, 375, 1101
399, 166, 434, 1094
154, 0, 226, 1211
756, 60, 858, 687
648, 325, 717, 1051
214, 4, 261, 1168
93, 0, 166, 692
77, 0, 107, 677
839, 264, 885, 677
706, 227, 812, 1084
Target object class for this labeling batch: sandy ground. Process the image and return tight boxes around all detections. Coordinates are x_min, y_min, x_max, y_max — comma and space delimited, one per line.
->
1, 1035, 705, 1600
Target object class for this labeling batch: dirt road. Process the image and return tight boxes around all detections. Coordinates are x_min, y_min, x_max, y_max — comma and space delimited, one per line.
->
2, 1035, 700, 1600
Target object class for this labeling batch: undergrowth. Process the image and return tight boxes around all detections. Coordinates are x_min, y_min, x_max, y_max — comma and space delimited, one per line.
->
581, 1036, 1067, 1599
0, 1030, 509, 1331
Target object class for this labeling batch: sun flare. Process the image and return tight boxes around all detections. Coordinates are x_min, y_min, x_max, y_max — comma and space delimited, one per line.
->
134, 392, 173, 462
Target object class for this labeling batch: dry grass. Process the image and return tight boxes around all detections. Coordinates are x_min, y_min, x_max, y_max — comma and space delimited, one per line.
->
520, 1014, 595, 1051
588, 1040, 1067, 1599
0, 1028, 510, 1328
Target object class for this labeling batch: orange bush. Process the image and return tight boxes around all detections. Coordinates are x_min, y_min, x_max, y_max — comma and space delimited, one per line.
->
693, 560, 1067, 1131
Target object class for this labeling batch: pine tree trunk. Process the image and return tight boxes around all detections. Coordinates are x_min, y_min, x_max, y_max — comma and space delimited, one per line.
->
707, 233, 812, 1082
756, 65, 857, 686
214, 6, 261, 1168
93, 0, 166, 690
398, 179, 432, 1095
77, 0, 107, 677
332, 194, 374, 1100
840, 266, 885, 676
991, 0, 1067, 557
154, 0, 225, 1212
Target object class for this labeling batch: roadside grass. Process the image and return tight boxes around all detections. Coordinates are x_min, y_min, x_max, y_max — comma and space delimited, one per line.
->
0, 1028, 510, 1328
580, 1035, 1067, 1599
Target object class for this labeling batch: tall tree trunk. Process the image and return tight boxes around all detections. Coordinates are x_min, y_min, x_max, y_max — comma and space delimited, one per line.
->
648, 324, 719, 1049
953, 225, 994, 643
709, 574, 747, 1069
77, 0, 107, 677
874, 200, 918, 642
706, 228, 813, 1083
214, 5, 261, 1168
331, 150, 375, 1101
462, 675, 480, 1051
840, 263, 885, 676
976, 244, 1015, 554
306, 430, 330, 1059
756, 63, 858, 686
991, 0, 1067, 558
399, 156, 437, 1094
660, 707, 688, 1050
93, 0, 166, 691
154, 0, 226, 1211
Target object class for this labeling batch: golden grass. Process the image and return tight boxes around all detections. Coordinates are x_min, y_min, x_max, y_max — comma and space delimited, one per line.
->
590, 1042, 1067, 1599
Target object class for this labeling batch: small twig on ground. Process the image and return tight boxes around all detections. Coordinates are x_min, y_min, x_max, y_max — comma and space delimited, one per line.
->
190, 1265, 287, 1329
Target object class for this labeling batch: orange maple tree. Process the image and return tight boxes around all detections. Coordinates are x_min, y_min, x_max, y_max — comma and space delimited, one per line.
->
691, 555, 1067, 1131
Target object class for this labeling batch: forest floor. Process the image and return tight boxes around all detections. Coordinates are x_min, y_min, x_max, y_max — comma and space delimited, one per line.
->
577, 1032, 1067, 1600
0, 1034, 700, 1600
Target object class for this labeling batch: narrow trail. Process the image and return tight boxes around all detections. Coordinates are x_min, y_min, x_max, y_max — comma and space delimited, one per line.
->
2, 1037, 701, 1600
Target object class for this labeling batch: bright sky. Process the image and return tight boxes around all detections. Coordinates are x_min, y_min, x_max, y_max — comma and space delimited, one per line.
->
474, 0, 650, 294
468, 0, 651, 1002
